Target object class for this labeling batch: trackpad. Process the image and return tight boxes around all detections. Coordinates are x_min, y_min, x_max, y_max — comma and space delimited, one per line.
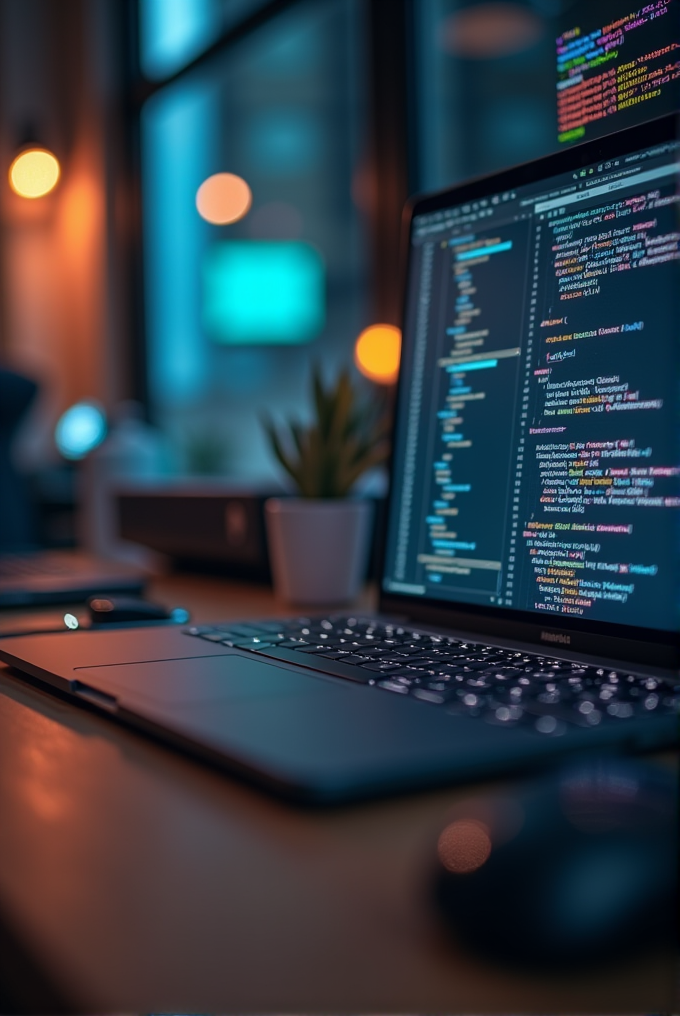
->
75, 653, 335, 706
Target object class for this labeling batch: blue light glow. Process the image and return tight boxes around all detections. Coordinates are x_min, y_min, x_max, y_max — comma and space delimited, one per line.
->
140, 0, 221, 79
446, 359, 498, 372
55, 401, 107, 460
202, 241, 325, 344
432, 540, 477, 550
456, 241, 513, 261
142, 83, 213, 403
448, 235, 475, 246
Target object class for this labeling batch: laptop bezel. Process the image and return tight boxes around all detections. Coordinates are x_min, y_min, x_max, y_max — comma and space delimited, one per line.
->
378, 114, 680, 671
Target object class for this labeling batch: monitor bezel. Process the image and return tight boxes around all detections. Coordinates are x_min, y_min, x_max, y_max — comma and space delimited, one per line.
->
378, 114, 680, 670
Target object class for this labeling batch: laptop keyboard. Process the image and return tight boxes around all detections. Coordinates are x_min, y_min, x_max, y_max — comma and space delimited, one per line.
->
185, 616, 680, 736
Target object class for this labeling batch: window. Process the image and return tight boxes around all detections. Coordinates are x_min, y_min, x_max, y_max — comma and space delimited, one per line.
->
140, 0, 370, 479
139, 0, 271, 79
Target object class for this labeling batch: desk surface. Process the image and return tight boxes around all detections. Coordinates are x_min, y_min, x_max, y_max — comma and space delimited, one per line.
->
0, 573, 676, 1012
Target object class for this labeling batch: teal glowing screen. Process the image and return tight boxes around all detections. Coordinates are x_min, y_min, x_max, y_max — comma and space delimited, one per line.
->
202, 240, 325, 344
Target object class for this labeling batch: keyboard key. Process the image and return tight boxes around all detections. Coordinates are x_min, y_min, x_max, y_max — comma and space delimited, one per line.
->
525, 669, 560, 680
377, 680, 410, 694
384, 667, 425, 678
606, 701, 635, 719
360, 661, 404, 673
412, 688, 449, 704
534, 715, 565, 736
482, 666, 523, 679
233, 638, 275, 649
484, 704, 524, 725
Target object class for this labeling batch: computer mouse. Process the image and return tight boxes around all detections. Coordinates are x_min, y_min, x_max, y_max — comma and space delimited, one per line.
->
433, 759, 677, 969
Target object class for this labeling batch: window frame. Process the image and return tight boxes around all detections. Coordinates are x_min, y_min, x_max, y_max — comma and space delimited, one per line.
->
122, 0, 417, 408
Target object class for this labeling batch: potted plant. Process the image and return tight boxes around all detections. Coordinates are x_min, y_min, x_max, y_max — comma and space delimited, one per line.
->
262, 366, 390, 604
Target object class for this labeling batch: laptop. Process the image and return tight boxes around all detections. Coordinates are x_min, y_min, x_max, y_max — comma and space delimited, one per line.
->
0, 549, 146, 608
0, 116, 678, 803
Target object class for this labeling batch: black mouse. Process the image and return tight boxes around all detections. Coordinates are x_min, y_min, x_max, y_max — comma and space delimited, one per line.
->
433, 759, 677, 969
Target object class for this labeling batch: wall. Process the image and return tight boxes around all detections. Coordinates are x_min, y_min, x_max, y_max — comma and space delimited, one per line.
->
0, 0, 128, 466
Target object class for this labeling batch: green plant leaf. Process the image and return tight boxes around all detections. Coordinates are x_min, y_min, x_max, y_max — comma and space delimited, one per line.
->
261, 416, 302, 489
261, 363, 392, 497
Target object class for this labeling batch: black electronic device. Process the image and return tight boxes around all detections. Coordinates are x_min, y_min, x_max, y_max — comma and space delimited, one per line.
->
86, 596, 189, 626
0, 117, 678, 804
116, 485, 274, 581
433, 759, 677, 968
116, 484, 387, 582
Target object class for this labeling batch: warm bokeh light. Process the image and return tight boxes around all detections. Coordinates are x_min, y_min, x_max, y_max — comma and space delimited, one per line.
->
9, 148, 61, 198
440, 3, 544, 59
196, 172, 252, 224
437, 819, 492, 874
354, 324, 401, 384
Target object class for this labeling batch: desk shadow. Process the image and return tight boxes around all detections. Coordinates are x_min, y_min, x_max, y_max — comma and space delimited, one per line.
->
0, 908, 74, 1015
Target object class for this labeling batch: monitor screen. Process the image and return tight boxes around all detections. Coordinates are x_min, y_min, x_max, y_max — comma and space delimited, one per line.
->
556, 0, 680, 146
384, 121, 680, 635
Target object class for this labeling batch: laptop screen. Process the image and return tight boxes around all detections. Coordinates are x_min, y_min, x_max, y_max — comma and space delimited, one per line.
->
383, 119, 680, 636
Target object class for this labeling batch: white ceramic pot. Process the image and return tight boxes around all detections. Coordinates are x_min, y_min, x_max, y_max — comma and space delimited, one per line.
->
265, 498, 374, 605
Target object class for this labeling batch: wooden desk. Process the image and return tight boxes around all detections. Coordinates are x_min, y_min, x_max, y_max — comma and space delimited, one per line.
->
0, 574, 676, 1012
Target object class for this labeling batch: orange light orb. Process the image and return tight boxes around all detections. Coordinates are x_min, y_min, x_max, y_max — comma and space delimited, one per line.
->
437, 819, 492, 874
196, 172, 252, 224
354, 324, 401, 384
441, 3, 544, 58
9, 148, 60, 198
